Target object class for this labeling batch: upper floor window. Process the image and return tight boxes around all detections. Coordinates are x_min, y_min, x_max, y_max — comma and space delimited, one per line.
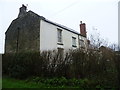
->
79, 39, 85, 48
72, 37, 76, 47
57, 29, 62, 43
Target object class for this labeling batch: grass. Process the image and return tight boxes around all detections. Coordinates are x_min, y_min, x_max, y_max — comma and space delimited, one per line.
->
2, 77, 81, 88
2, 77, 47, 88
0, 78, 2, 89
2, 76, 118, 89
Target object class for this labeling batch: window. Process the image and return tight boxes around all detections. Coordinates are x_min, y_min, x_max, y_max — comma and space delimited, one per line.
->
58, 48, 64, 58
72, 37, 76, 47
58, 48, 64, 54
57, 29, 62, 43
79, 39, 85, 48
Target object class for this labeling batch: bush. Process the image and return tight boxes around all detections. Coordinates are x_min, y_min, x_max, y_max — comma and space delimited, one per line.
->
2, 49, 119, 87
3, 51, 48, 79
27, 76, 90, 87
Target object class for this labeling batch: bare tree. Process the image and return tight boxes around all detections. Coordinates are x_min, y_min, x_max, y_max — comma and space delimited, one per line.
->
88, 27, 112, 51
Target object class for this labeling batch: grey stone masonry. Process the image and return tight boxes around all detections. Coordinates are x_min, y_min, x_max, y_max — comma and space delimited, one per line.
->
5, 5, 41, 53
18, 4, 27, 18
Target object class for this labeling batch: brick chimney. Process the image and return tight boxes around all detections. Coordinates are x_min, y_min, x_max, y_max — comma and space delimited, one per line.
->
18, 4, 27, 17
80, 21, 87, 37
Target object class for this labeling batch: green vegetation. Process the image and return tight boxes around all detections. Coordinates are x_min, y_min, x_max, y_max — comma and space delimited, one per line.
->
3, 77, 42, 88
2, 76, 115, 89
3, 77, 55, 88
2, 49, 120, 88
0, 78, 2, 89
2, 77, 87, 88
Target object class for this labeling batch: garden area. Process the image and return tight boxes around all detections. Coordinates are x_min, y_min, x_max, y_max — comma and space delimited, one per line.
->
2, 48, 120, 89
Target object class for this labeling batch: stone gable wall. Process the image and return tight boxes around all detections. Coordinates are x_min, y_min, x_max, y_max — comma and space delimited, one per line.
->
5, 13, 40, 53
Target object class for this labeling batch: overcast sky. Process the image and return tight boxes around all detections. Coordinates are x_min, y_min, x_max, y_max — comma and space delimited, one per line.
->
0, 0, 119, 53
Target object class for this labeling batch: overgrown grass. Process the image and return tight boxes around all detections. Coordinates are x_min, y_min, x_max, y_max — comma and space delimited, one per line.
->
2, 77, 46, 88
2, 76, 84, 88
3, 76, 119, 89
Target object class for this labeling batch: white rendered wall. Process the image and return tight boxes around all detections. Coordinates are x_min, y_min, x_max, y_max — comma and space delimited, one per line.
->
40, 20, 86, 51
62, 29, 79, 50
40, 20, 57, 51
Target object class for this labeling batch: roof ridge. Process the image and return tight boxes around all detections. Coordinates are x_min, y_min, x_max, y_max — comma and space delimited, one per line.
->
27, 10, 85, 36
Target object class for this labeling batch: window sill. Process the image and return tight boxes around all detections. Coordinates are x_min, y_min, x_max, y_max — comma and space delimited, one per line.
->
72, 45, 77, 47
57, 42, 64, 45
80, 47, 85, 49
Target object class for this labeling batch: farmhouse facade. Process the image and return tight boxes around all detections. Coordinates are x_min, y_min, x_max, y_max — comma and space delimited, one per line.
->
5, 5, 89, 53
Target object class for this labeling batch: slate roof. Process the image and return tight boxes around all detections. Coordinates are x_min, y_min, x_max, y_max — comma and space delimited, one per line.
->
7, 10, 85, 37
28, 10, 84, 36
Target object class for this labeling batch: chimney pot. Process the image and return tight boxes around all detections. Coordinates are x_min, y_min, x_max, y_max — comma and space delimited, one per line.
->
80, 21, 82, 24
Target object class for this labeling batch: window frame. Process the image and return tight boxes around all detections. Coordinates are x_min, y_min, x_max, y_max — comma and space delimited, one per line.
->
72, 37, 77, 47
79, 39, 85, 48
57, 28, 63, 44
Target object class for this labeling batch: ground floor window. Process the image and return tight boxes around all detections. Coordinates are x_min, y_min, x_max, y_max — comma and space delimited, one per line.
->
57, 48, 64, 57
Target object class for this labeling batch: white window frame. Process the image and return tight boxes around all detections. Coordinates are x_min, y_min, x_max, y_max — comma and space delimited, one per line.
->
57, 29, 62, 44
72, 37, 76, 47
79, 39, 85, 48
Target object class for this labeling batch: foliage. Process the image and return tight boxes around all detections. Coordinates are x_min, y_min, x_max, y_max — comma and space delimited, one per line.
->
26, 76, 90, 87
2, 77, 47, 88
2, 48, 120, 88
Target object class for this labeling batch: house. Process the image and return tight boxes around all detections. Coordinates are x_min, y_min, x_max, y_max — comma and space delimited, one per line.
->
5, 4, 88, 53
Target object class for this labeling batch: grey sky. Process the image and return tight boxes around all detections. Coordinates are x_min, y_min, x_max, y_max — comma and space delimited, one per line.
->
0, 0, 119, 53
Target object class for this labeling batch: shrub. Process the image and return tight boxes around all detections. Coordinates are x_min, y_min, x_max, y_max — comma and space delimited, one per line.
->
2, 49, 119, 87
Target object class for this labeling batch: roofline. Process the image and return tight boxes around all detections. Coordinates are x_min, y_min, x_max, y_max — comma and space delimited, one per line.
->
42, 18, 86, 37
5, 10, 86, 38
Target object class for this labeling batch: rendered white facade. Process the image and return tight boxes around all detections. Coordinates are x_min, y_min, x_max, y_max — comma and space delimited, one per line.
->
5, 5, 88, 53
40, 19, 88, 51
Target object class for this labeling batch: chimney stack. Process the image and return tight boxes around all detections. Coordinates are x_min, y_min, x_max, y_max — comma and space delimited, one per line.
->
80, 21, 87, 37
18, 4, 27, 17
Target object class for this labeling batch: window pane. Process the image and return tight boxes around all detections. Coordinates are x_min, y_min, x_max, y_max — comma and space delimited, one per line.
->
79, 40, 85, 48
72, 37, 76, 46
57, 29, 62, 43
58, 48, 64, 58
